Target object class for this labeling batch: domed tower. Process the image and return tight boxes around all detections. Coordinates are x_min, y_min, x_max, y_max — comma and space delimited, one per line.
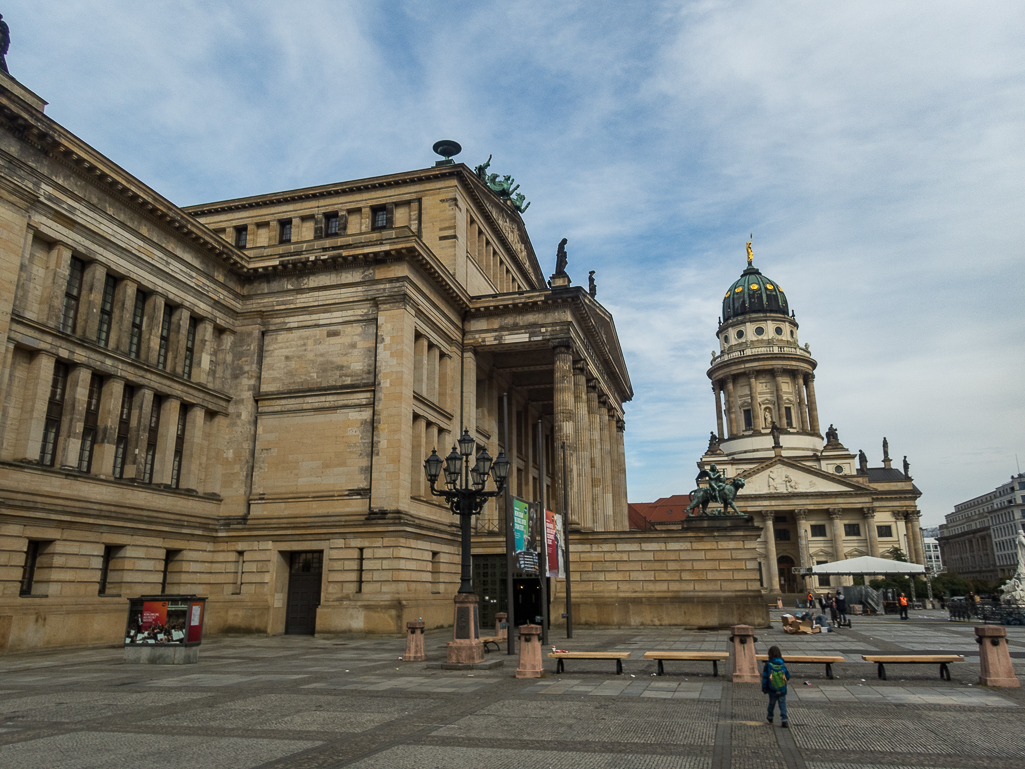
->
707, 241, 822, 457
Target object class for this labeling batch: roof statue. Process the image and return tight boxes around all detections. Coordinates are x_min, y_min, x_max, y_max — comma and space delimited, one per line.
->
746, 234, 754, 265
686, 463, 746, 516
903, 455, 910, 479
0, 14, 9, 75
588, 270, 596, 297
770, 420, 781, 448
555, 238, 568, 275
473, 155, 530, 213
825, 423, 839, 445
858, 450, 868, 475
882, 437, 890, 462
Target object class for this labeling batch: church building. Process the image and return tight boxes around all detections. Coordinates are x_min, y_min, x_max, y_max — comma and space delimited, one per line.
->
696, 246, 924, 595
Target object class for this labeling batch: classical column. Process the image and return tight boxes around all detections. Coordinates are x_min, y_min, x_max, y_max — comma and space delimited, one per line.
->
461, 346, 476, 439
747, 372, 761, 431
152, 397, 181, 486
598, 395, 614, 530
56, 365, 93, 470
863, 507, 880, 558
725, 376, 740, 437
586, 379, 605, 531
829, 508, 846, 562
167, 307, 192, 376
794, 508, 810, 572
39, 242, 74, 327
552, 343, 577, 526
125, 387, 154, 481
607, 406, 620, 531
142, 294, 166, 367
110, 279, 137, 354
794, 372, 809, 432
192, 319, 215, 386
907, 511, 924, 565
79, 261, 108, 341
772, 367, 787, 429
762, 511, 781, 592
713, 381, 725, 441
615, 419, 629, 530
805, 373, 821, 435
14, 352, 57, 462
179, 404, 206, 491
572, 361, 594, 530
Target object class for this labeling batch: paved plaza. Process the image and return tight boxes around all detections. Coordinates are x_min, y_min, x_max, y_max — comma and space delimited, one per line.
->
1, 610, 1023, 768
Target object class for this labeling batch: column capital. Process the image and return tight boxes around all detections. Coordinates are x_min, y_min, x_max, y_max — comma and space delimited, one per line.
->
586, 378, 599, 393
572, 359, 588, 375
794, 508, 808, 521
550, 338, 577, 356
893, 510, 908, 522
828, 507, 843, 519
760, 511, 775, 527
906, 510, 921, 522
773, 366, 783, 376
616, 418, 625, 431
862, 507, 876, 519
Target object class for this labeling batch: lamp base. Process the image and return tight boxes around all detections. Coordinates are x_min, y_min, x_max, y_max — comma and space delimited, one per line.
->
446, 592, 485, 665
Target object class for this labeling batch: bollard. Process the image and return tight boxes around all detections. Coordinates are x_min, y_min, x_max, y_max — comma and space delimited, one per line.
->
729, 624, 760, 683
516, 624, 543, 678
975, 625, 1020, 687
496, 612, 508, 640
404, 620, 426, 662
776, 597, 783, 610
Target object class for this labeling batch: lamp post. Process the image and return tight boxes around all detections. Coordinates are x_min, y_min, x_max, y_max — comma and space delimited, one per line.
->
424, 428, 510, 664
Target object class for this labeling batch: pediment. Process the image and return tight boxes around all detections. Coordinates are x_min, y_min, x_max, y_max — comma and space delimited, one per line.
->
742, 459, 864, 495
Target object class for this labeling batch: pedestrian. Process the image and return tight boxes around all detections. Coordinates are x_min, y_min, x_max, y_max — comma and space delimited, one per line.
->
762, 644, 790, 727
828, 594, 839, 627
835, 590, 847, 626
806, 591, 814, 609
898, 592, 909, 620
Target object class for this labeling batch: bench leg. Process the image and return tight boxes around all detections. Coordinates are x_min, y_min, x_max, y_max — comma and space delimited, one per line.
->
657, 660, 664, 676
712, 660, 719, 677
877, 662, 886, 680
616, 659, 623, 675
825, 662, 833, 680
556, 659, 564, 674
940, 662, 950, 681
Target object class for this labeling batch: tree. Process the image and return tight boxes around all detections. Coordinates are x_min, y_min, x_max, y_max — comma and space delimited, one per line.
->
884, 546, 908, 562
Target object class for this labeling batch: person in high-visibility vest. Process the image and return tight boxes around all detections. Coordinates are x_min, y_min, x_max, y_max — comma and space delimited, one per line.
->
898, 592, 909, 620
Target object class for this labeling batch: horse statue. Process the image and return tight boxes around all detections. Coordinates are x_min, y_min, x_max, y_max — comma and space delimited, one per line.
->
685, 477, 746, 516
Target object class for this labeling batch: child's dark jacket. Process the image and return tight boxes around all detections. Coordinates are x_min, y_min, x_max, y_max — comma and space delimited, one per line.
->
761, 656, 791, 695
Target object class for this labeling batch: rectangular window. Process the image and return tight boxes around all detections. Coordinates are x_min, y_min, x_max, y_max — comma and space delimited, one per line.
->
743, 408, 752, 430
371, 206, 387, 229
843, 523, 861, 537
128, 291, 146, 359
20, 540, 42, 596
112, 385, 134, 479
876, 525, 893, 538
279, 220, 292, 243
98, 544, 121, 596
96, 275, 117, 347
810, 524, 827, 538
182, 317, 197, 380
357, 547, 365, 593
325, 212, 340, 236
40, 361, 69, 466
235, 226, 248, 248
170, 405, 186, 489
774, 528, 791, 541
233, 551, 245, 595
77, 374, 103, 473
784, 406, 793, 428
156, 305, 173, 370
160, 549, 181, 593
142, 395, 161, 484
60, 257, 85, 334
774, 514, 788, 524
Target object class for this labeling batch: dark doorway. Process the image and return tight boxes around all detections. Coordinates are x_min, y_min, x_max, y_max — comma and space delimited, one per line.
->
472, 554, 507, 631
777, 555, 798, 593
286, 551, 322, 635
514, 577, 548, 626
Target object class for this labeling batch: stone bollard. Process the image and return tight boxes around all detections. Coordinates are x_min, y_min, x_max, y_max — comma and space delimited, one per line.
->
729, 624, 760, 683
776, 597, 783, 610
495, 612, 508, 640
404, 620, 426, 662
516, 624, 544, 678
975, 625, 1020, 687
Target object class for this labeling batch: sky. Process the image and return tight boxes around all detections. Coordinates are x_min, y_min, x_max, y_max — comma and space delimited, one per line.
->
7, 1, 1024, 526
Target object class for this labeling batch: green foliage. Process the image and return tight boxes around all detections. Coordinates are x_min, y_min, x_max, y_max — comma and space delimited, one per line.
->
884, 546, 908, 562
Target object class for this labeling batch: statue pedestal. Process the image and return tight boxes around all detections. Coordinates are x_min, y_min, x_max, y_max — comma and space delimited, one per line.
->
446, 592, 484, 665
549, 272, 571, 289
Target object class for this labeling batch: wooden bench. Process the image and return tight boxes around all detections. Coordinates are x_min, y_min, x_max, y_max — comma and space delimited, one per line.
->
548, 651, 631, 675
757, 654, 845, 680
643, 651, 729, 677
481, 636, 503, 653
861, 654, 964, 681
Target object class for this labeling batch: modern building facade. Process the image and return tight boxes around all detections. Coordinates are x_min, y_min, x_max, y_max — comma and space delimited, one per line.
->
692, 248, 924, 594
938, 474, 1025, 582
0, 72, 634, 651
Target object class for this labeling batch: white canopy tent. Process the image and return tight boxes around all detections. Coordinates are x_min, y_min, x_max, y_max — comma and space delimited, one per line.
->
799, 555, 925, 576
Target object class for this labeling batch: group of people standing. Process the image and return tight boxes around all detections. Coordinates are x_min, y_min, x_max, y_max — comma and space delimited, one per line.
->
805, 590, 848, 627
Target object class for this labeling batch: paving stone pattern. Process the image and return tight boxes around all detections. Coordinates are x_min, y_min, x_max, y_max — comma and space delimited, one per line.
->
0, 612, 1022, 768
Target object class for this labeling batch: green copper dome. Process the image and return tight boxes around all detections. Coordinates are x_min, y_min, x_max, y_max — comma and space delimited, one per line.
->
722, 265, 790, 322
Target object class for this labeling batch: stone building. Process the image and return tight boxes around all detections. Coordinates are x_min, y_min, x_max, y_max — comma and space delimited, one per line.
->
694, 249, 924, 595
0, 72, 633, 651
938, 473, 1025, 582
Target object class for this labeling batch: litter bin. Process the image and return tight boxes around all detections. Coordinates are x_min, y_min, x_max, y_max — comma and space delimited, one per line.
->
124, 595, 206, 664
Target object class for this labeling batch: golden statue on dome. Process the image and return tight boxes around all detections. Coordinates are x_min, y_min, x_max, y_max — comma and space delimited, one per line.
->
746, 234, 754, 265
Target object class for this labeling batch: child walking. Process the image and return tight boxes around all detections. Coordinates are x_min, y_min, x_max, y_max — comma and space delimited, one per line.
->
762, 645, 791, 727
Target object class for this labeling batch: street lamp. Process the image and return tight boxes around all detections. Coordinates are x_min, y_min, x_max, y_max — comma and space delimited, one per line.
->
424, 429, 510, 594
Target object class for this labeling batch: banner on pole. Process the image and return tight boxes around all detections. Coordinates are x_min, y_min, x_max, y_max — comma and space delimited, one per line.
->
546, 509, 565, 578
512, 497, 538, 575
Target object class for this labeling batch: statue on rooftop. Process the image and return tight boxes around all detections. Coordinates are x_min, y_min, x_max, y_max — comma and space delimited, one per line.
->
858, 450, 868, 475
0, 15, 10, 75
588, 270, 596, 297
903, 455, 910, 479
825, 423, 839, 444
746, 234, 754, 265
882, 437, 890, 462
770, 420, 781, 447
555, 238, 568, 275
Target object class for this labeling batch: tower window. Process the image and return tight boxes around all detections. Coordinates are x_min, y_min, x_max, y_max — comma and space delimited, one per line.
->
810, 524, 827, 537
843, 523, 861, 537
235, 227, 248, 248
876, 525, 893, 538
371, 206, 387, 229
784, 406, 793, 428
325, 213, 340, 236
735, 329, 745, 339
775, 326, 783, 336
755, 326, 765, 336
722, 334, 729, 343
279, 220, 292, 243
743, 409, 752, 430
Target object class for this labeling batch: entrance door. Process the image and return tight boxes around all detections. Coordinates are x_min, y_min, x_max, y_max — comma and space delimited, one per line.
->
777, 555, 798, 594
514, 577, 549, 626
286, 551, 322, 635
472, 554, 507, 631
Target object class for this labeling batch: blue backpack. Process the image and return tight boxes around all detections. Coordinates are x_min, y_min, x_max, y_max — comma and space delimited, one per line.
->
767, 660, 787, 692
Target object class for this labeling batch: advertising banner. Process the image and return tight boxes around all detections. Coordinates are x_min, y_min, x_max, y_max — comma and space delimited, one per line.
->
125, 598, 189, 644
512, 497, 539, 575
546, 511, 565, 578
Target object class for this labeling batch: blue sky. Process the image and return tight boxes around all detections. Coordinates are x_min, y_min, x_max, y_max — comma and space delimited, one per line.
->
8, 2, 1024, 525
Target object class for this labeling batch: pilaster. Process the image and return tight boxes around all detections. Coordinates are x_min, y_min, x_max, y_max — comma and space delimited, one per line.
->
598, 395, 613, 530
179, 404, 205, 491
761, 511, 780, 592
152, 397, 181, 486
552, 342, 576, 526
713, 380, 725, 440
56, 365, 93, 470
79, 261, 107, 341
806, 373, 821, 435
586, 379, 604, 531
863, 507, 880, 558
370, 299, 415, 514
91, 376, 124, 477
572, 360, 593, 531
13, 351, 56, 461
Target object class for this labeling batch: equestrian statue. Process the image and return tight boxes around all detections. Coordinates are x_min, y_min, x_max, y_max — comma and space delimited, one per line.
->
685, 463, 747, 516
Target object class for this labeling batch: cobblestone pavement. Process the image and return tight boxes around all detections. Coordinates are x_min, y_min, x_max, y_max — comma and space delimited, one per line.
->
1, 610, 1023, 768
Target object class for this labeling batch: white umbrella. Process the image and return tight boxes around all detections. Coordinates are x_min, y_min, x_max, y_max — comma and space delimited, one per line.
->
799, 555, 925, 576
